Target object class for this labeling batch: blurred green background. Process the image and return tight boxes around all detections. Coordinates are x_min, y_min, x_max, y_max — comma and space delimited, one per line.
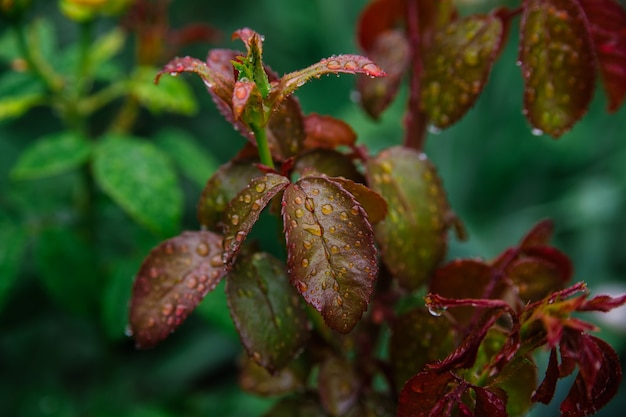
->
1, 0, 625, 416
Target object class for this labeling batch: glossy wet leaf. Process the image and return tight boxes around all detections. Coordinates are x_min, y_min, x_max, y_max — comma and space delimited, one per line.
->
0, 220, 27, 312
327, 177, 388, 224
226, 253, 309, 373
357, 0, 405, 52
232, 28, 271, 97
293, 150, 363, 182
303, 113, 357, 150
397, 371, 456, 417
197, 161, 262, 231
132, 66, 197, 115
473, 386, 507, 417
265, 95, 305, 161
129, 230, 226, 349
357, 30, 410, 119
318, 355, 359, 416
519, 219, 554, 249
367, 147, 453, 290
239, 353, 309, 396
579, 0, 626, 111
232, 80, 258, 121
520, 0, 596, 137
389, 308, 455, 389
495, 356, 537, 417
270, 54, 386, 113
93, 135, 182, 235
10, 131, 91, 180
282, 176, 378, 333
222, 174, 290, 265
507, 257, 565, 302
421, 14, 504, 128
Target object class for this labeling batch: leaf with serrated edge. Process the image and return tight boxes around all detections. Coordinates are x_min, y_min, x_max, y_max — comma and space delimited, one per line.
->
579, 0, 626, 112
226, 252, 309, 372
222, 173, 290, 265
421, 14, 504, 128
328, 177, 388, 225
265, 95, 305, 161
520, 0, 596, 137
282, 176, 378, 333
367, 147, 453, 290
129, 230, 227, 348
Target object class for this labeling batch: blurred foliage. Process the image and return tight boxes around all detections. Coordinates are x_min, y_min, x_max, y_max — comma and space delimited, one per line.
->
0, 0, 625, 416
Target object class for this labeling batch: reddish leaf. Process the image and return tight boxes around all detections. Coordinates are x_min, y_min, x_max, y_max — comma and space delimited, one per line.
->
270, 54, 386, 113
266, 96, 305, 161
520, 0, 596, 137
421, 14, 504, 128
293, 150, 363, 182
579, 0, 626, 111
303, 113, 357, 150
282, 176, 378, 333
318, 355, 360, 416
239, 353, 309, 396
197, 161, 262, 231
533, 348, 559, 404
327, 177, 388, 224
222, 174, 290, 265
473, 387, 508, 417
519, 219, 555, 249
578, 293, 626, 312
226, 252, 310, 373
522, 246, 573, 283
560, 335, 622, 416
389, 308, 456, 389
129, 231, 227, 348
397, 371, 456, 417
357, 30, 411, 118
232, 80, 258, 120
367, 147, 455, 290
507, 257, 566, 302
357, 0, 405, 52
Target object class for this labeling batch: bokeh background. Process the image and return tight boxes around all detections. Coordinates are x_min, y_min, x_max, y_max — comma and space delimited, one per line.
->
1, 0, 625, 416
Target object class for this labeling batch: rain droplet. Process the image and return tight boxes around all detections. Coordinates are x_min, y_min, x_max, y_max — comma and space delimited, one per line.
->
295, 280, 308, 292
531, 127, 544, 136
162, 303, 174, 316
336, 295, 344, 306
327, 60, 341, 70
251, 199, 262, 211
295, 208, 304, 218
210, 254, 223, 267
255, 183, 266, 193
124, 325, 133, 337
427, 124, 442, 135
149, 267, 159, 279
463, 48, 479, 66
235, 231, 246, 242
321, 204, 334, 215
427, 304, 447, 317
303, 240, 312, 249
350, 205, 359, 216
230, 214, 240, 226
305, 198, 315, 212
196, 242, 209, 257
344, 61, 358, 71
301, 258, 309, 267
339, 212, 348, 221
243, 194, 252, 203
330, 245, 339, 254
329, 226, 336, 233
302, 223, 322, 236
169, 72, 179, 77
362, 62, 381, 75
175, 305, 186, 316
187, 277, 198, 289
294, 196, 303, 204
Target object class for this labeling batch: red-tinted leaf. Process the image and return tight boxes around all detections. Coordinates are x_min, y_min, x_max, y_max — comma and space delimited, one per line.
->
129, 231, 226, 348
231, 28, 271, 98
357, 0, 405, 52
520, 0, 596, 137
222, 174, 290, 265
519, 219, 555, 249
367, 147, 455, 290
232, 80, 257, 120
533, 348, 559, 404
507, 257, 566, 302
239, 353, 309, 396
232, 27, 264, 54
579, 0, 626, 111
397, 371, 457, 417
170, 23, 221, 48
226, 252, 309, 372
270, 54, 386, 113
293, 150, 363, 182
197, 161, 262, 231
282, 176, 378, 333
578, 293, 626, 312
303, 113, 357, 150
389, 308, 456, 389
318, 355, 360, 416
327, 177, 388, 224
522, 246, 573, 283
266, 96, 305, 161
473, 387, 507, 417
421, 14, 504, 128
560, 335, 622, 417
357, 30, 410, 119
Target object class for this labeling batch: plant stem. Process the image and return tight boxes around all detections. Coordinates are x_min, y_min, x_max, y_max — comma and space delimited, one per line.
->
13, 22, 64, 92
250, 123, 275, 169
404, 0, 428, 150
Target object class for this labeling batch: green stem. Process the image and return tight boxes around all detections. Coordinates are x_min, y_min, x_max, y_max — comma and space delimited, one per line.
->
13, 22, 64, 92
250, 123, 275, 169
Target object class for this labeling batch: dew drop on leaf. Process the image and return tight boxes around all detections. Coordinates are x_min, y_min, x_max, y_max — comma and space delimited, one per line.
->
531, 127, 544, 136
427, 304, 447, 317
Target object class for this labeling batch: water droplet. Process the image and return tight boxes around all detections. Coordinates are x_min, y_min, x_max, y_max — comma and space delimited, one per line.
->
294, 196, 303, 205
350, 205, 359, 216
255, 183, 266, 193
162, 303, 174, 316
252, 352, 261, 362
326, 60, 341, 70
243, 194, 252, 203
330, 245, 339, 254
301, 258, 309, 267
344, 60, 358, 71
336, 295, 343, 306
235, 85, 248, 99
305, 198, 315, 212
463, 48, 479, 66
321, 204, 334, 215
210, 254, 223, 267
169, 72, 179, 77
303, 240, 312, 249
187, 277, 198, 289
531, 127, 544, 136
339, 212, 348, 221
251, 199, 262, 211
196, 242, 209, 257
362, 62, 381, 76
175, 305, 186, 316
515, 60, 522, 67
427, 124, 442, 135
149, 267, 159, 279
230, 214, 240, 225
203, 80, 213, 89
295, 280, 308, 292
124, 325, 133, 337
295, 208, 304, 218
329, 226, 336, 233
427, 304, 447, 317
235, 231, 246, 242
302, 223, 322, 236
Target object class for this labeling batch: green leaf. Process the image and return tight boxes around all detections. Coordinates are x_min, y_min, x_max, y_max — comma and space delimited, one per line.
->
93, 135, 183, 235
282, 176, 378, 333
10, 131, 91, 180
494, 356, 537, 417
222, 174, 291, 265
197, 161, 263, 232
232, 28, 271, 97
367, 147, 455, 290
520, 0, 596, 137
240, 353, 310, 396
154, 128, 220, 187
131, 66, 197, 115
129, 230, 227, 348
226, 252, 310, 372
318, 355, 359, 416
101, 259, 137, 340
421, 13, 504, 128
0, 220, 28, 312
0, 93, 44, 121
389, 308, 456, 389
35, 227, 100, 316
89, 27, 126, 69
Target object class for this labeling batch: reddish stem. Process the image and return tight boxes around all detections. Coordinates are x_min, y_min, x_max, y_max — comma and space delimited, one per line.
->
404, 0, 428, 150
